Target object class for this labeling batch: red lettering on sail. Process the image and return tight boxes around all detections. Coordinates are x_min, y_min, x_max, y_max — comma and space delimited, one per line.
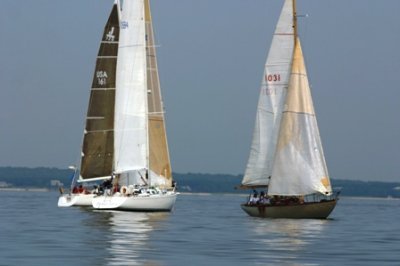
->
265, 74, 281, 82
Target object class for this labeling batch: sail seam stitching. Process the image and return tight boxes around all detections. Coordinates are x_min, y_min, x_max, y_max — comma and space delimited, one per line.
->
282, 111, 315, 116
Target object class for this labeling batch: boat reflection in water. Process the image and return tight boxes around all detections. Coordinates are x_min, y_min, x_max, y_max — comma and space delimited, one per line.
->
246, 218, 330, 262
85, 210, 168, 265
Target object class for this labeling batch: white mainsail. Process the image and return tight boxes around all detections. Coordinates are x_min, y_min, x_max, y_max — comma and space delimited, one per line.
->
242, 0, 294, 186
114, 0, 148, 174
268, 39, 332, 196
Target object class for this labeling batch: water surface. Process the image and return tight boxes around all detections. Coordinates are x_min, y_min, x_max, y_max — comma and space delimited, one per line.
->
0, 192, 399, 265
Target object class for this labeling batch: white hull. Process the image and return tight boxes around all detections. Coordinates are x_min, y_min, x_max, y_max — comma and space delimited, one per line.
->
92, 192, 178, 211
57, 193, 95, 207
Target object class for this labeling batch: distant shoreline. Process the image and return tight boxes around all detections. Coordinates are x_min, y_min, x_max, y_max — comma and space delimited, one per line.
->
0, 188, 49, 192
1, 167, 399, 198
0, 189, 399, 201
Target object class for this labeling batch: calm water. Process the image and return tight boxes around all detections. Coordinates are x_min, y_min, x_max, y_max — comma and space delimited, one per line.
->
0, 192, 399, 266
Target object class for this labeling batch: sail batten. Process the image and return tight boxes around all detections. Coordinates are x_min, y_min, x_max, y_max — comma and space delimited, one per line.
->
274, 33, 295, 36
282, 111, 316, 116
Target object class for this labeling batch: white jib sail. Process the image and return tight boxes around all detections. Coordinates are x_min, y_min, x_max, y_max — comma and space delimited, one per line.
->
114, 0, 148, 174
242, 0, 294, 186
268, 39, 332, 196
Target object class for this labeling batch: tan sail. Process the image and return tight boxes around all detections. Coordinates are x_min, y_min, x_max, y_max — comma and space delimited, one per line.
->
145, 0, 172, 186
269, 38, 332, 196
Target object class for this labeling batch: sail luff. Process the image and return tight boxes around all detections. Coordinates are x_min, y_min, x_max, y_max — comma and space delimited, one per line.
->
116, 0, 122, 19
268, 38, 332, 196
79, 3, 119, 181
242, 0, 295, 186
114, 0, 148, 174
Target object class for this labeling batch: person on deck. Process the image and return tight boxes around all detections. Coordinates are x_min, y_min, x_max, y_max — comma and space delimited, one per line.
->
249, 190, 258, 205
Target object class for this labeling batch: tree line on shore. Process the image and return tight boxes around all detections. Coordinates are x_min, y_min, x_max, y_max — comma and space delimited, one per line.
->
0, 167, 399, 198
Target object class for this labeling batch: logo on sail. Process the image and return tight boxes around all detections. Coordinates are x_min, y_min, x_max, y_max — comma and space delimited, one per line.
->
121, 21, 129, 29
97, 71, 108, 86
106, 27, 115, 41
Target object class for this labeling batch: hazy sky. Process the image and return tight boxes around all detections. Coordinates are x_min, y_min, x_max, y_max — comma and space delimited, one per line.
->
0, 0, 399, 182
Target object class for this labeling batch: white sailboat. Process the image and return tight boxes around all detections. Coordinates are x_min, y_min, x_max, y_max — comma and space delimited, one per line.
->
58, 2, 120, 207
91, 0, 177, 211
240, 0, 339, 219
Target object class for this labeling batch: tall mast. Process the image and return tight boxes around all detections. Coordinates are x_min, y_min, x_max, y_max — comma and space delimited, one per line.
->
143, 0, 151, 187
144, 0, 150, 185
292, 0, 298, 43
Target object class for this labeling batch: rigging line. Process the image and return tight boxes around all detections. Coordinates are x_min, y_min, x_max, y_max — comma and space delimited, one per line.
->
274, 33, 295, 36
146, 22, 163, 115
149, 111, 165, 115
257, 109, 275, 115
266, 63, 293, 66
91, 88, 116, 91
262, 83, 289, 87
87, 116, 105, 119
146, 45, 161, 48
119, 44, 145, 48
145, 14, 162, 53
97, 56, 117, 59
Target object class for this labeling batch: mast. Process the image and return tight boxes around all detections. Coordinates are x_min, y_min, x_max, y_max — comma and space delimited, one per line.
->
293, 0, 298, 42
145, 0, 151, 187
144, 0, 150, 186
